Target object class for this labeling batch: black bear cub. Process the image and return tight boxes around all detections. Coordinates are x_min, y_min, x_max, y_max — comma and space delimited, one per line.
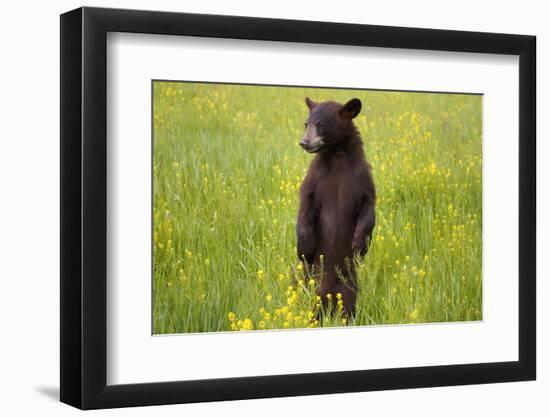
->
296, 97, 376, 317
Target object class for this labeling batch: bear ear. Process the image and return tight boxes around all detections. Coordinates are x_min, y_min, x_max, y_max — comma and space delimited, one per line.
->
340, 98, 362, 119
305, 97, 317, 112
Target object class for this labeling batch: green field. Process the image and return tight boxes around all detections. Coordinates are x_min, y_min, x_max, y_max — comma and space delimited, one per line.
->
152, 81, 482, 334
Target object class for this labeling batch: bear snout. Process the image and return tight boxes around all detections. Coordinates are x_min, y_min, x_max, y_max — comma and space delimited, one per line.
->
299, 137, 324, 153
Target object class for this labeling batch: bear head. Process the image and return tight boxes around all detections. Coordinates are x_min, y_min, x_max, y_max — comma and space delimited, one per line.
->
299, 97, 362, 153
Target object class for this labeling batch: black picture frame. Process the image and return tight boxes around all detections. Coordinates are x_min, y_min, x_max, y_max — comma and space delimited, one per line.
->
60, 6, 536, 410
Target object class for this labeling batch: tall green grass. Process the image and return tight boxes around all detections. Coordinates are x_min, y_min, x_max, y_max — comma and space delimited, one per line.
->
153, 81, 482, 334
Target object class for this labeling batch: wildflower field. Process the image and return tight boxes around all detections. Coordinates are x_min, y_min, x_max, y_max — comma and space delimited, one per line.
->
152, 81, 482, 334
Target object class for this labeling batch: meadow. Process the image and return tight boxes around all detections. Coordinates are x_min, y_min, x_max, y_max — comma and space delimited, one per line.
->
152, 81, 482, 334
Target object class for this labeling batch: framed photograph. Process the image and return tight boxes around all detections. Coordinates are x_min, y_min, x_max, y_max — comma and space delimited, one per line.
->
60, 6, 536, 409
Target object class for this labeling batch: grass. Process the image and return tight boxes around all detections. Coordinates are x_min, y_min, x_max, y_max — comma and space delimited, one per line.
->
152, 81, 482, 334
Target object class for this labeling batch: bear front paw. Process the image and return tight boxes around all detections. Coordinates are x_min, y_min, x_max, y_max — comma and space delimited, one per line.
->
297, 248, 315, 264
297, 226, 316, 263
352, 239, 369, 256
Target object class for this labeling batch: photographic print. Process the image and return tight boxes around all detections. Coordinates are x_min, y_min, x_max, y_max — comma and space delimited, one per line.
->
61, 8, 536, 407
152, 81, 482, 334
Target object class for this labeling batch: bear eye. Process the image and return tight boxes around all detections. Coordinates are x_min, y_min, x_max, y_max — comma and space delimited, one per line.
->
304, 122, 308, 130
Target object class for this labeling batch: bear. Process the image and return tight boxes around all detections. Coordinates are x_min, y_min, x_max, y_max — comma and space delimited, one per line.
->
296, 97, 376, 317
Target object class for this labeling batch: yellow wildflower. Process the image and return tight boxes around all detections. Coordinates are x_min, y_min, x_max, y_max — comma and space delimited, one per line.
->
240, 318, 253, 331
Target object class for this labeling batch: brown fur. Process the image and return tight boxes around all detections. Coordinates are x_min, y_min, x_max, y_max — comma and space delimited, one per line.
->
296, 97, 376, 316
